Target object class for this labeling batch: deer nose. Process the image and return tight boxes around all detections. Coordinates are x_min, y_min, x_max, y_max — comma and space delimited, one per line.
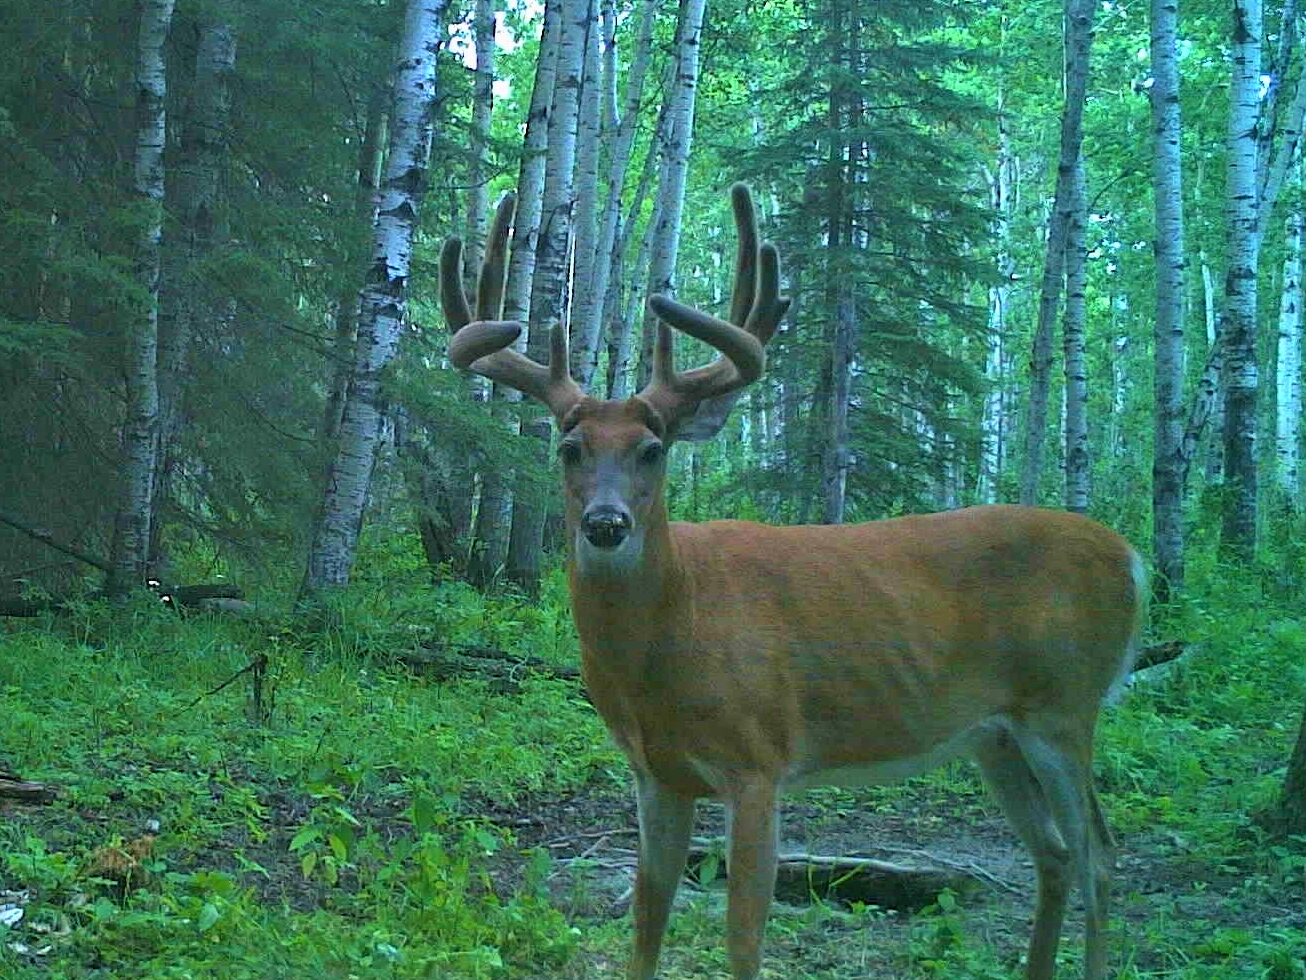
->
581, 505, 632, 548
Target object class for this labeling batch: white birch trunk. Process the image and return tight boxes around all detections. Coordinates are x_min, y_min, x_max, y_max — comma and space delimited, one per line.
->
1063, 153, 1090, 513
1277, 164, 1304, 500
635, 0, 707, 389
1151, 0, 1186, 600
1019, 0, 1093, 506
505, 0, 593, 591
568, 1, 603, 386
1220, 0, 1263, 559
467, 0, 562, 588
574, 0, 657, 389
111, 0, 175, 596
303, 0, 448, 594
979, 99, 1016, 505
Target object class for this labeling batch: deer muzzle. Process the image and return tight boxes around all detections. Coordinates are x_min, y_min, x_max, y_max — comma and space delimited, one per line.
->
581, 505, 632, 549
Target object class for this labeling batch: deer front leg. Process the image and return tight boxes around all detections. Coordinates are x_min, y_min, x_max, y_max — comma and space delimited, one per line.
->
629, 772, 695, 980
724, 778, 780, 980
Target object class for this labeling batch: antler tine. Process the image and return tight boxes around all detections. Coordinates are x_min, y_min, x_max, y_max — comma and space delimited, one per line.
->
638, 185, 788, 437
476, 193, 515, 320
728, 182, 759, 328
440, 195, 584, 419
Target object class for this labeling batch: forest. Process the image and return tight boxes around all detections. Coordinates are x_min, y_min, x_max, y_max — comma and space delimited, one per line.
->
1, 0, 1305, 977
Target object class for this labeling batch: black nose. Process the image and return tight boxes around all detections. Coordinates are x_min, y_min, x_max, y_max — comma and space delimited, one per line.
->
582, 506, 631, 548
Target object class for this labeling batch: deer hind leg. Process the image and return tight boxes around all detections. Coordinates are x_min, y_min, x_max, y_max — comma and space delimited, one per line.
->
1007, 722, 1113, 980
629, 772, 696, 980
723, 778, 780, 980
975, 730, 1073, 980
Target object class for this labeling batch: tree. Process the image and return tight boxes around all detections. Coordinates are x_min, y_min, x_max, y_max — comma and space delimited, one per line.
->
1062, 153, 1089, 513
302, 0, 450, 595
635, 0, 708, 390
1276, 160, 1303, 502
1219, 0, 1263, 560
1019, 0, 1093, 507
109, 0, 176, 597
504, 0, 594, 593
1151, 0, 1186, 603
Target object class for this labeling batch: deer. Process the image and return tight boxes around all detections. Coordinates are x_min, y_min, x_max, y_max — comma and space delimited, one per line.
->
439, 184, 1145, 980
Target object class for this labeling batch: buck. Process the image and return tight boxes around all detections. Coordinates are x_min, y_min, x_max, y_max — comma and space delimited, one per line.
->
440, 185, 1145, 980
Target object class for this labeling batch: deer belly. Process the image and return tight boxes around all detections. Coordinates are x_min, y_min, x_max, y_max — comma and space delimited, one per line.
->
781, 715, 1009, 792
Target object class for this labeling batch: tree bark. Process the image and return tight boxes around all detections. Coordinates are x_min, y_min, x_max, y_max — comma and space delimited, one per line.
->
635, 0, 708, 390
1150, 0, 1186, 603
110, 0, 176, 597
568, 1, 604, 388
505, 0, 593, 593
1220, 0, 1263, 561
1019, 0, 1093, 507
1276, 158, 1303, 501
979, 93, 1016, 506
1063, 153, 1090, 514
323, 85, 389, 456
302, 0, 449, 595
467, 0, 562, 589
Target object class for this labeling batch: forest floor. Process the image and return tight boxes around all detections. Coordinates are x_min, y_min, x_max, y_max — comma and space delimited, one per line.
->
3, 564, 1306, 979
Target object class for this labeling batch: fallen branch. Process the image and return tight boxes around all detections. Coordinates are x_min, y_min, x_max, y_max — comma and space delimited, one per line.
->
0, 509, 112, 573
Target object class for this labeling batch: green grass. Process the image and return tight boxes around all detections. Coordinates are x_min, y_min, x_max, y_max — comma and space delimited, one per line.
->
1, 553, 1304, 979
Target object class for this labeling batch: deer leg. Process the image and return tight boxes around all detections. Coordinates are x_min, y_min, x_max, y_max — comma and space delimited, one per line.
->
976, 731, 1072, 980
723, 778, 780, 980
629, 772, 696, 980
1011, 724, 1111, 980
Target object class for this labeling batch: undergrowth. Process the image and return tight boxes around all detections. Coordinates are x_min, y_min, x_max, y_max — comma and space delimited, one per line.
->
1, 547, 1304, 979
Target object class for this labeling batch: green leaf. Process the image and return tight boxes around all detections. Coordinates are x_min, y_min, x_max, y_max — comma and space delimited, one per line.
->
197, 901, 221, 932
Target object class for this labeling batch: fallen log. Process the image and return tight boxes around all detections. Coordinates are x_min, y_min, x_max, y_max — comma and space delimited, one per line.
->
0, 770, 56, 805
684, 841, 986, 910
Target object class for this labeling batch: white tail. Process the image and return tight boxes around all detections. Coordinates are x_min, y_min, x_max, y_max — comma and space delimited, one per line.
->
441, 185, 1145, 980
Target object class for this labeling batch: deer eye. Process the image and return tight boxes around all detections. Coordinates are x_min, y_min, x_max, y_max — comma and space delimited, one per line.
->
638, 441, 664, 466
558, 441, 583, 466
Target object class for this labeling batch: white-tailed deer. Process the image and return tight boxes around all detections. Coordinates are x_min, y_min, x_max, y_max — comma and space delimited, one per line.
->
440, 185, 1145, 980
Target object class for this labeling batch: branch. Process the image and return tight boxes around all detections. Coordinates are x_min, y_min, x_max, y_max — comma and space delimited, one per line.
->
0, 509, 112, 574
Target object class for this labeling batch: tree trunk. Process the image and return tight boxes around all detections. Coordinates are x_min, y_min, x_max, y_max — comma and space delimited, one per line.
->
1019, 0, 1093, 507
302, 0, 449, 595
634, 0, 707, 390
468, 0, 562, 589
1220, 0, 1263, 561
505, 0, 592, 593
823, 289, 855, 524
153, 20, 237, 574
1063, 153, 1090, 514
1276, 701, 1306, 837
322, 88, 388, 459
568, 2, 603, 388
1151, 0, 1186, 603
573, 0, 657, 390
110, 0, 176, 597
979, 95, 1016, 506
1276, 159, 1303, 501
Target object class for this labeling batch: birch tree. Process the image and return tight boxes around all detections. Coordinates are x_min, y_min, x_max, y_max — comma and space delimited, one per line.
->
1063, 153, 1090, 513
109, 0, 175, 597
635, 0, 708, 389
1019, 0, 1093, 506
302, 0, 448, 595
1220, 0, 1263, 559
466, 0, 561, 588
979, 96, 1016, 505
1276, 166, 1303, 501
505, 0, 593, 592
1151, 0, 1186, 602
